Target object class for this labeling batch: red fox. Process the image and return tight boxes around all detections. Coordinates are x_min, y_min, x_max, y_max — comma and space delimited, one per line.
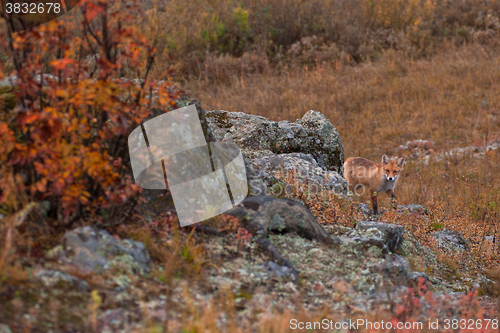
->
343, 154, 406, 215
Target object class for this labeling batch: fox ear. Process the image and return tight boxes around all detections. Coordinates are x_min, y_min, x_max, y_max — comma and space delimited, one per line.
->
397, 156, 406, 167
381, 154, 390, 164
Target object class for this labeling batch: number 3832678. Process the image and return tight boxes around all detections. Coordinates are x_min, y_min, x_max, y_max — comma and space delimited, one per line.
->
5, 2, 61, 14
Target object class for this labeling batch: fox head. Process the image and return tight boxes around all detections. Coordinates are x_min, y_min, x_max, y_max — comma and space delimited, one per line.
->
381, 154, 405, 182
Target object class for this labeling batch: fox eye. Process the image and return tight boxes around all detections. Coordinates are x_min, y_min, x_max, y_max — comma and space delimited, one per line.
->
394, 171, 398, 174
385, 169, 390, 173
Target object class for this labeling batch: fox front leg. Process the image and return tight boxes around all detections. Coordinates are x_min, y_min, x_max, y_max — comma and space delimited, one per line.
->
370, 190, 378, 215
387, 189, 397, 209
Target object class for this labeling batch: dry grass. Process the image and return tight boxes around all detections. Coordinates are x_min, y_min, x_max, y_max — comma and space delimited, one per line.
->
183, 43, 500, 273
185, 46, 499, 204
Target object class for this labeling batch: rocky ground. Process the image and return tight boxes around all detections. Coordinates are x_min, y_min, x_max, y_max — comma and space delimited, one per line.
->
0, 108, 498, 332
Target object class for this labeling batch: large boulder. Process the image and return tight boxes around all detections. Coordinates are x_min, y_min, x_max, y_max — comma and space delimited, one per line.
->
46, 226, 151, 274
224, 195, 339, 244
206, 110, 344, 173
246, 153, 347, 197
206, 110, 346, 198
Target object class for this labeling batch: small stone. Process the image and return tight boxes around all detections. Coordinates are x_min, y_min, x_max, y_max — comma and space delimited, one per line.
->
35, 269, 90, 292
433, 229, 470, 253
358, 203, 373, 216
410, 271, 430, 291
265, 261, 291, 278
356, 221, 405, 252
404, 204, 427, 214
307, 248, 322, 257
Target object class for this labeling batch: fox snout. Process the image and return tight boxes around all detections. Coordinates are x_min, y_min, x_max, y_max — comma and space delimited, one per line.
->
386, 175, 397, 181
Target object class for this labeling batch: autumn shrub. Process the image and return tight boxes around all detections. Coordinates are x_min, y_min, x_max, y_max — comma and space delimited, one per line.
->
0, 0, 183, 226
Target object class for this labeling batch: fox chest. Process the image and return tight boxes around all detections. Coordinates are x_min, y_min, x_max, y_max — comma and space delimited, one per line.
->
376, 178, 397, 193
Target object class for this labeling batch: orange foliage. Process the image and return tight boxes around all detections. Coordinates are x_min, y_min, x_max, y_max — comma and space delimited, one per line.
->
0, 0, 179, 223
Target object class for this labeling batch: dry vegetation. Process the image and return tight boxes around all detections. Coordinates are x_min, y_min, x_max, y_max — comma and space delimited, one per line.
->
2, 0, 500, 331
189, 45, 500, 265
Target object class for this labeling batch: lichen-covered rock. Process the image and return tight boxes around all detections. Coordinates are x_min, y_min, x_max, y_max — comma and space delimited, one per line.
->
410, 271, 431, 290
224, 195, 339, 244
358, 202, 373, 216
206, 110, 344, 173
1, 266, 91, 331
46, 226, 151, 274
0, 74, 57, 87
34, 269, 90, 292
400, 231, 437, 272
355, 221, 405, 252
257, 261, 294, 278
98, 308, 132, 331
246, 153, 347, 197
205, 230, 419, 311
433, 228, 470, 253
397, 204, 427, 214
398, 230, 478, 293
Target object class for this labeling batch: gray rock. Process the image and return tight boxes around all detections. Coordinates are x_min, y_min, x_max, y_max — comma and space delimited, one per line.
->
369, 255, 411, 285
398, 204, 427, 214
355, 221, 405, 252
399, 231, 441, 286
98, 309, 130, 329
485, 235, 498, 245
410, 271, 430, 290
486, 139, 500, 152
433, 229, 470, 253
340, 235, 388, 254
47, 226, 151, 274
225, 195, 339, 244
358, 203, 373, 216
34, 269, 89, 292
206, 110, 344, 173
259, 261, 293, 278
246, 153, 347, 197
0, 74, 58, 87
476, 275, 497, 296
